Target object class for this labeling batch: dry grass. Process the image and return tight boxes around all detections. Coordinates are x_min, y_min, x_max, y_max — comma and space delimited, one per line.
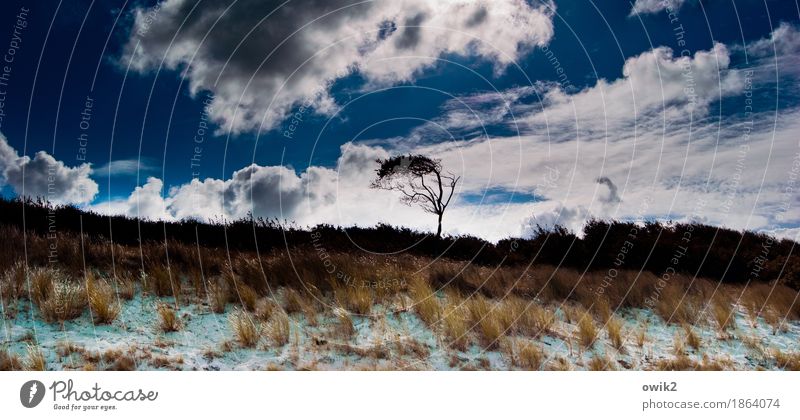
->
548, 356, 573, 371
25, 344, 46, 371
772, 350, 800, 370
606, 316, 624, 350
267, 312, 291, 346
656, 355, 698, 371
654, 283, 695, 325
408, 278, 441, 326
254, 298, 276, 321
441, 303, 470, 350
762, 310, 788, 334
283, 288, 308, 314
514, 340, 545, 370
333, 310, 355, 340
208, 281, 228, 314
148, 265, 181, 297
635, 321, 648, 347
588, 354, 616, 371
684, 325, 701, 351
593, 298, 612, 323
87, 275, 120, 324
0, 347, 21, 370
229, 309, 261, 347
232, 281, 258, 311
335, 284, 373, 315
113, 273, 136, 300
465, 296, 507, 349
156, 303, 181, 333
40, 280, 87, 323
710, 297, 735, 337
655, 355, 732, 371
672, 332, 686, 356
575, 312, 598, 349
741, 335, 766, 360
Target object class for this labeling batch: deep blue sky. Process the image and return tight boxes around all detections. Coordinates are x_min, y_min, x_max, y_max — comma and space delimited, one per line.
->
0, 0, 798, 224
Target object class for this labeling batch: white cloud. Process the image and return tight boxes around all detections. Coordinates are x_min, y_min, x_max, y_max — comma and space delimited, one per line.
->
92, 158, 157, 178
0, 133, 98, 204
748, 22, 800, 58
630, 0, 685, 16
122, 0, 555, 135
520, 43, 741, 140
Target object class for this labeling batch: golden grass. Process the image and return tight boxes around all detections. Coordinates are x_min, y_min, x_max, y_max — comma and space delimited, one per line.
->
606, 316, 624, 350
588, 354, 616, 371
656, 355, 698, 371
232, 280, 258, 311
548, 356, 573, 371
654, 284, 695, 325
335, 284, 373, 315
208, 281, 228, 314
0, 347, 21, 370
254, 298, 276, 321
762, 310, 788, 334
148, 265, 181, 297
156, 303, 181, 332
25, 344, 46, 371
87, 275, 120, 324
477, 317, 504, 349
40, 280, 87, 323
267, 312, 291, 346
710, 297, 735, 337
113, 274, 136, 300
593, 298, 612, 323
334, 310, 355, 340
575, 312, 598, 349
635, 321, 648, 347
741, 335, 766, 360
672, 332, 685, 356
229, 309, 261, 347
514, 340, 545, 370
441, 303, 470, 350
655, 354, 732, 371
772, 350, 800, 370
408, 278, 441, 326
684, 325, 701, 351
283, 288, 308, 314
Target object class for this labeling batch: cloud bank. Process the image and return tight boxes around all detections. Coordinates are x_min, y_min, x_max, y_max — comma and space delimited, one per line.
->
122, 0, 555, 134
0, 133, 98, 204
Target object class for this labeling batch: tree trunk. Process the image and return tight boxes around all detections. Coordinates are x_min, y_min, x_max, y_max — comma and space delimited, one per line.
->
436, 212, 443, 238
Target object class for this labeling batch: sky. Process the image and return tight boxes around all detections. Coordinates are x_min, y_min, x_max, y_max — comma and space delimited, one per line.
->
0, 0, 799, 242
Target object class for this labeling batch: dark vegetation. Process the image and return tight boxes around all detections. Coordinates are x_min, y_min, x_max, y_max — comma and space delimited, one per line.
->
1, 196, 798, 290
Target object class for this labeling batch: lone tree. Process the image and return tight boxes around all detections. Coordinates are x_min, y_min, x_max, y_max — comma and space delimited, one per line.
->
371, 154, 460, 238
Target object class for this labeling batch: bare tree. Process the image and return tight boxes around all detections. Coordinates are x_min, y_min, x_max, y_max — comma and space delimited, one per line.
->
371, 154, 460, 238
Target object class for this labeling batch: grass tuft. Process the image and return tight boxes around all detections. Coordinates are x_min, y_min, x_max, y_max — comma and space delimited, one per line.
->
87, 275, 120, 324
606, 316, 624, 351
229, 309, 261, 347
25, 344, 46, 371
156, 303, 181, 332
575, 312, 598, 349
267, 312, 291, 346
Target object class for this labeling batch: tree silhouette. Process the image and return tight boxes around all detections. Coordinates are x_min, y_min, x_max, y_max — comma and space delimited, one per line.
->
371, 154, 459, 238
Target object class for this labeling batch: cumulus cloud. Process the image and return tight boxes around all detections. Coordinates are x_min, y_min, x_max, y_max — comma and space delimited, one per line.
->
630, 0, 685, 16
748, 22, 800, 58
521, 204, 590, 237
122, 0, 555, 134
0, 133, 97, 204
519, 43, 741, 141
